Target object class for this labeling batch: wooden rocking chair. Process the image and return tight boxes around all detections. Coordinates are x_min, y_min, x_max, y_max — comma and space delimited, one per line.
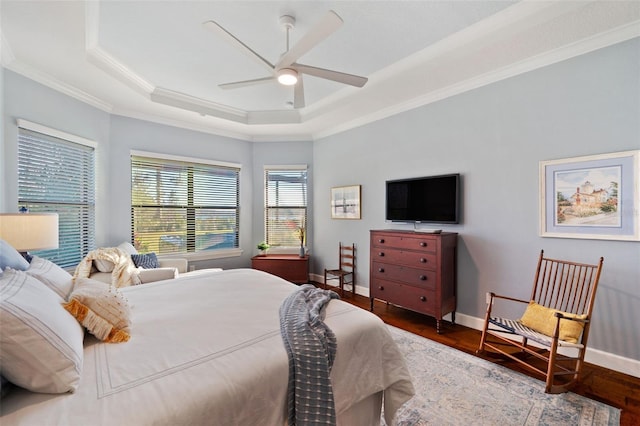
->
477, 250, 604, 393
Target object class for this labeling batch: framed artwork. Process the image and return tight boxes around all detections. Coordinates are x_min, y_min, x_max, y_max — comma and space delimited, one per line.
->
539, 150, 639, 241
331, 185, 361, 219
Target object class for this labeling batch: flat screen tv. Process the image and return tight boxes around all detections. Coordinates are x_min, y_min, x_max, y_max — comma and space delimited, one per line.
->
385, 173, 460, 224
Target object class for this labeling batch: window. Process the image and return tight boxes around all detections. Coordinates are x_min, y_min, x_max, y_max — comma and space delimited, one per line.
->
131, 153, 240, 255
265, 166, 307, 247
17, 121, 96, 268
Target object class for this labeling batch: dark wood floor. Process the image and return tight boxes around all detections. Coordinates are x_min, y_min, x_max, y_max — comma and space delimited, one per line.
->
333, 290, 640, 426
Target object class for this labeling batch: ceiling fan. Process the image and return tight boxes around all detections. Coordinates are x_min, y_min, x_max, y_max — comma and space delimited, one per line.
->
203, 10, 368, 109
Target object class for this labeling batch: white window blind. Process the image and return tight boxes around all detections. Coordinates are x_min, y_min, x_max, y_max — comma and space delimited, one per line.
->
265, 167, 307, 247
17, 127, 96, 268
131, 155, 240, 255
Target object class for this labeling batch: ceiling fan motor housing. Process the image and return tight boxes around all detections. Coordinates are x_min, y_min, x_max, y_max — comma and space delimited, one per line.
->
279, 15, 296, 30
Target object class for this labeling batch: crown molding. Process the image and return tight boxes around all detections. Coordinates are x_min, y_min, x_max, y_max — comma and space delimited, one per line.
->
86, 47, 154, 96
313, 14, 640, 140
2, 1, 638, 143
5, 60, 113, 113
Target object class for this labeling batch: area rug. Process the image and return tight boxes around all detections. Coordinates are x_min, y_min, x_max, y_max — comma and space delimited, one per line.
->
383, 325, 620, 426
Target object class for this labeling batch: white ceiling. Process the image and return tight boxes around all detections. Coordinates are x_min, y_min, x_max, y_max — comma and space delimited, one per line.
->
2, 1, 639, 142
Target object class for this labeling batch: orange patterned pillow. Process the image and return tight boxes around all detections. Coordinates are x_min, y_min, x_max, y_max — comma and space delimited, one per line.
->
64, 278, 131, 343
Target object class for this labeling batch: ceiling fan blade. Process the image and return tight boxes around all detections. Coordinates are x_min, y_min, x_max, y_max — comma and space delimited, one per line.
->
295, 63, 368, 88
219, 76, 275, 90
203, 20, 274, 72
277, 10, 343, 69
294, 76, 305, 108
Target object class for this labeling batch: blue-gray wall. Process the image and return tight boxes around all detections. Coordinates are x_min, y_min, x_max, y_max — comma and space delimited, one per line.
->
313, 38, 640, 364
2, 38, 638, 369
107, 115, 256, 270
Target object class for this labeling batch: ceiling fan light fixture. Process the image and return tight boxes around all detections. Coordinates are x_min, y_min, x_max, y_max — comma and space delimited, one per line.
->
277, 68, 298, 85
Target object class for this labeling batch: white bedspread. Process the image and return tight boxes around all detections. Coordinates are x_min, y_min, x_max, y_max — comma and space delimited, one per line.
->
1, 268, 414, 426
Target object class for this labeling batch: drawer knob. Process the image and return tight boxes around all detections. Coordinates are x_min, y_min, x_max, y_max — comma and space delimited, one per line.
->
420, 242, 427, 247
378, 252, 385, 257
419, 275, 427, 281
420, 296, 427, 302
420, 258, 427, 263
378, 268, 385, 273
378, 286, 384, 291
378, 239, 385, 244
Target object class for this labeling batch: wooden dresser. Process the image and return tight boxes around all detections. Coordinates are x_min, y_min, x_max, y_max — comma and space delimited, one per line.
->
251, 254, 309, 284
369, 229, 457, 333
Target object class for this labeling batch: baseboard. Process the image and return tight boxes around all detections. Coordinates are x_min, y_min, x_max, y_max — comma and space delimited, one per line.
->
444, 312, 640, 379
310, 273, 370, 297
309, 273, 640, 379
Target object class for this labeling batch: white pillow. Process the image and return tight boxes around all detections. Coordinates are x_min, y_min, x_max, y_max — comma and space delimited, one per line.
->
94, 243, 137, 272
0, 239, 29, 271
0, 269, 84, 393
26, 256, 74, 300
117, 241, 138, 255
93, 258, 115, 273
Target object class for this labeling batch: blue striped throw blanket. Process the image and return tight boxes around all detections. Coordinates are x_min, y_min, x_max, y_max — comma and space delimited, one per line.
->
279, 284, 340, 426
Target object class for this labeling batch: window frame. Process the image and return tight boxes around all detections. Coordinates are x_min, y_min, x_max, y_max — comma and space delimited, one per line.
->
264, 165, 308, 249
130, 150, 242, 260
16, 119, 97, 268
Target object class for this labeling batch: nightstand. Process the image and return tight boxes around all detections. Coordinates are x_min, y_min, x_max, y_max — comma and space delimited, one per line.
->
251, 254, 309, 284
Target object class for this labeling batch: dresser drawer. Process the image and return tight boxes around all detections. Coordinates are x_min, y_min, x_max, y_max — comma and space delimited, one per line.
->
371, 233, 438, 253
371, 249, 437, 270
370, 279, 436, 316
372, 262, 436, 289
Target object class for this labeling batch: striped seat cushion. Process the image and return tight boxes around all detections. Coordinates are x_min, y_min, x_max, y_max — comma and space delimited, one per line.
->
488, 317, 584, 348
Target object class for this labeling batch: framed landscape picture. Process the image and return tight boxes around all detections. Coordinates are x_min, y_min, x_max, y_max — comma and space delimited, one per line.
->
539, 150, 639, 241
331, 185, 361, 219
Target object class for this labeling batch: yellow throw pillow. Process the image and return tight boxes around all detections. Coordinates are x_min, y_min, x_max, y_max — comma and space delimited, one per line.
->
519, 301, 586, 344
64, 278, 131, 343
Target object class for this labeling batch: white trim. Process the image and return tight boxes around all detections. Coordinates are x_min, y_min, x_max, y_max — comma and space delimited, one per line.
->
453, 313, 640, 378
313, 20, 640, 141
264, 164, 308, 171
109, 108, 255, 142
150, 87, 247, 122
313, 274, 640, 379
16, 119, 98, 148
87, 47, 155, 95
158, 248, 243, 263
130, 150, 241, 170
6, 61, 113, 113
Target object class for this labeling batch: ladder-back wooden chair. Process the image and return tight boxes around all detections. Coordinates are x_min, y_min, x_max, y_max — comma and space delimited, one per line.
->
477, 250, 604, 393
324, 243, 356, 296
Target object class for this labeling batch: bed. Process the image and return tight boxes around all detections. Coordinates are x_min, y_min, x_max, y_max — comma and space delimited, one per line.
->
0, 267, 414, 425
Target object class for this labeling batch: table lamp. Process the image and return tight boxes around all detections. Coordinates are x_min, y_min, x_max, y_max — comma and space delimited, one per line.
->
0, 212, 59, 257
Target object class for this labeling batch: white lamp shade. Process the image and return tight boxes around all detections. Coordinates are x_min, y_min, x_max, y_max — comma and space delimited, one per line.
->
0, 213, 59, 251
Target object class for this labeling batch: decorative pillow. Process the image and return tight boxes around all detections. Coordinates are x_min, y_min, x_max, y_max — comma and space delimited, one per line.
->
0, 269, 84, 393
26, 256, 74, 300
131, 253, 159, 269
92, 242, 139, 272
117, 241, 138, 255
0, 239, 29, 271
64, 278, 131, 343
94, 258, 115, 273
519, 301, 586, 344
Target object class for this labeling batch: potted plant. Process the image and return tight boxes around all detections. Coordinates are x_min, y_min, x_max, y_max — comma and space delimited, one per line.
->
295, 227, 305, 257
257, 241, 270, 256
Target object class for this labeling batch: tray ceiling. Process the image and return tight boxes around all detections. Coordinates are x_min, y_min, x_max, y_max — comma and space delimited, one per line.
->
2, 1, 639, 141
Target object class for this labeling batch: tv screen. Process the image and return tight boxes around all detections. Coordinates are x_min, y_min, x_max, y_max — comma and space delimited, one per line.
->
386, 173, 460, 224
